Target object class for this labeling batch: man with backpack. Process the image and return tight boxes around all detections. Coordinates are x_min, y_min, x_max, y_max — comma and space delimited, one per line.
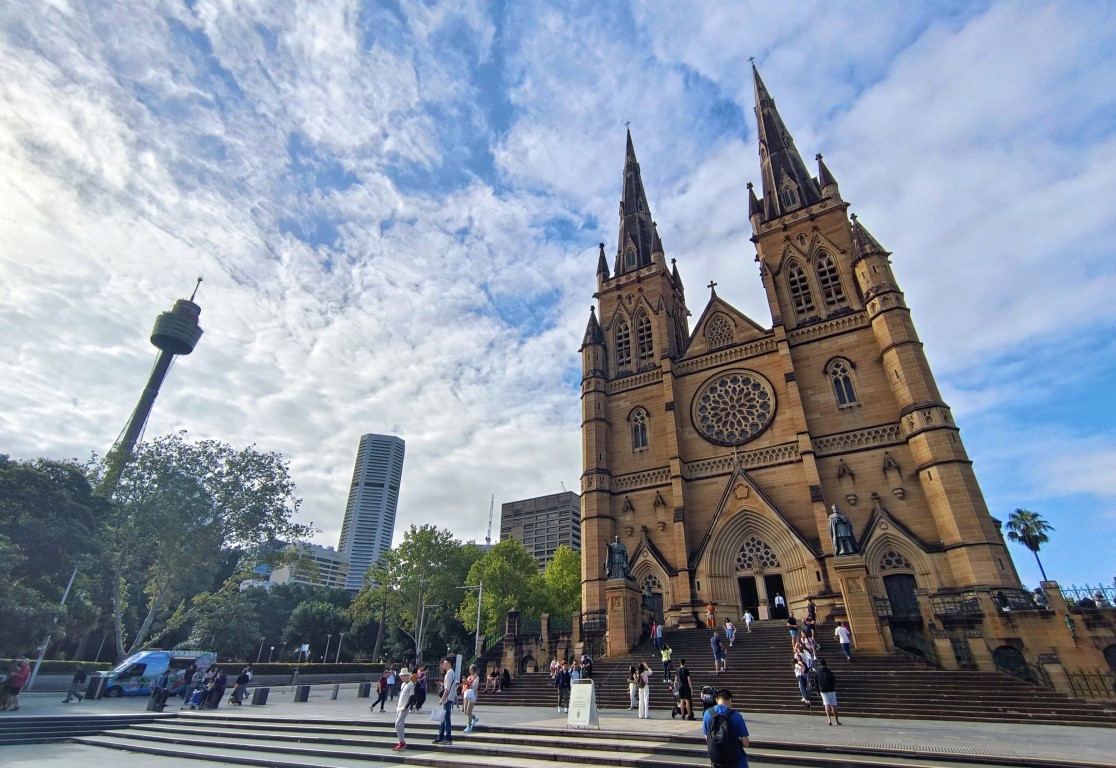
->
702, 688, 750, 768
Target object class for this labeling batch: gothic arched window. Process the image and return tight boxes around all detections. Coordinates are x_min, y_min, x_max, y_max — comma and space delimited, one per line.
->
616, 318, 632, 367
636, 312, 654, 363
786, 261, 816, 320
706, 314, 734, 349
630, 407, 648, 451
781, 183, 799, 210
624, 248, 636, 271
827, 357, 858, 407
816, 252, 848, 310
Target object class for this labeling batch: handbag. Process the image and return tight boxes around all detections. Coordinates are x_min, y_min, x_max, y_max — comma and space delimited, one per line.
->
429, 706, 445, 723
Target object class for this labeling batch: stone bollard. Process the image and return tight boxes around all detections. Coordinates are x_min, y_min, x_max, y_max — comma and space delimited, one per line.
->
251, 687, 270, 705
294, 685, 310, 703
331, 684, 340, 700
357, 682, 371, 698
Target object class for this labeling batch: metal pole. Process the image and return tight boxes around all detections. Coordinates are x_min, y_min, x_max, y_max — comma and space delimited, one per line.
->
256, 638, 267, 663
268, 646, 274, 662
28, 563, 79, 690
94, 633, 107, 663
475, 582, 483, 658
335, 633, 345, 663
323, 634, 333, 663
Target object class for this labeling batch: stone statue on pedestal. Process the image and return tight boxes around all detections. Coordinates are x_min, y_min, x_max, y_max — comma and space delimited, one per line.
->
828, 504, 859, 556
604, 535, 632, 580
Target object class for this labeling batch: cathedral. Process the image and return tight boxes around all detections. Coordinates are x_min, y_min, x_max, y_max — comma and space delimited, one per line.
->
578, 66, 1027, 659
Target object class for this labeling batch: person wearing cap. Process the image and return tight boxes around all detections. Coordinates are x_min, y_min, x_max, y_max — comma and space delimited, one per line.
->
392, 668, 414, 751
701, 688, 750, 768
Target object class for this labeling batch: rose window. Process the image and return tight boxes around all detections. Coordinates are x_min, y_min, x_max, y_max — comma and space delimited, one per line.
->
641, 574, 662, 592
736, 536, 780, 571
879, 550, 913, 571
692, 370, 775, 445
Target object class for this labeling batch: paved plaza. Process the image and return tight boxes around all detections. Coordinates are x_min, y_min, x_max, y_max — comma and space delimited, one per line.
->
3, 684, 1116, 767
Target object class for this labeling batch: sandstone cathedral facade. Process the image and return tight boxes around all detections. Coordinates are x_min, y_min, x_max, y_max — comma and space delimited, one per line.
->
578, 67, 1028, 659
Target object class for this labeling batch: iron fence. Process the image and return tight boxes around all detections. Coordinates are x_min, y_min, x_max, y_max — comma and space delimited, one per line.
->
991, 587, 1045, 612
1061, 584, 1116, 608
1067, 669, 1116, 700
549, 614, 573, 633
581, 610, 607, 633
929, 591, 982, 617
990, 647, 1052, 688
517, 616, 541, 636
889, 624, 940, 667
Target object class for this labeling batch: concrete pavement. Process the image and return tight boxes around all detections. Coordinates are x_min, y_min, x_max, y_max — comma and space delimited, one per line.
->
3, 683, 1115, 767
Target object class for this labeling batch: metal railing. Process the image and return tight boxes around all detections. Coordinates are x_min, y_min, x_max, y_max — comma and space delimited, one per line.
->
1062, 584, 1116, 608
889, 624, 940, 667
989, 647, 1052, 688
581, 610, 607, 633
990, 587, 1045, 612
929, 591, 982, 617
517, 616, 541, 635
1067, 669, 1116, 700
549, 614, 573, 633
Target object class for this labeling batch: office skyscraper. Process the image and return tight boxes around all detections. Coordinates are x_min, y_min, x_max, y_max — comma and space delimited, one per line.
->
500, 491, 581, 569
338, 434, 405, 592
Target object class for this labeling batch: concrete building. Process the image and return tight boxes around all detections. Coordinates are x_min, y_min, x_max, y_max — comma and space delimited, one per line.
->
339, 434, 405, 592
501, 491, 581, 569
269, 543, 349, 590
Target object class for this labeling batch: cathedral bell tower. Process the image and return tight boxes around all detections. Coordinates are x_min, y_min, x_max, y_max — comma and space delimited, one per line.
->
580, 130, 690, 619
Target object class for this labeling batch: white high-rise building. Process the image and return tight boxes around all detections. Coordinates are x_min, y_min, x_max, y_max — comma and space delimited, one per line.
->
338, 434, 405, 592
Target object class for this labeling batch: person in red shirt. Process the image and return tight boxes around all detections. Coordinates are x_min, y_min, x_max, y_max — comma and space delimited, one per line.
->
3, 659, 31, 711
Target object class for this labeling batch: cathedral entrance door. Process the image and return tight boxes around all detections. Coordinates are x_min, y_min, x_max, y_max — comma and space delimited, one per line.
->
737, 576, 759, 620
764, 574, 788, 620
649, 592, 664, 625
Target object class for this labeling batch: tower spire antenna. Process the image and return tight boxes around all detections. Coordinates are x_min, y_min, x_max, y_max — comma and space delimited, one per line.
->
189, 276, 203, 302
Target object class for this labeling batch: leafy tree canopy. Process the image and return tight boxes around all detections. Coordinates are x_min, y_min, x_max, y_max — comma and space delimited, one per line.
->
541, 544, 581, 618
459, 537, 544, 640
185, 589, 263, 663
283, 600, 349, 660
0, 534, 60, 656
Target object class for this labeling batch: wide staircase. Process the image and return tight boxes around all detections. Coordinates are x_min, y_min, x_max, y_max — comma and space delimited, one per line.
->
483, 621, 1116, 726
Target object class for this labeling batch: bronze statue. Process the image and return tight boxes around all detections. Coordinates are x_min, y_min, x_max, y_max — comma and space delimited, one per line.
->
604, 535, 632, 580
828, 504, 858, 556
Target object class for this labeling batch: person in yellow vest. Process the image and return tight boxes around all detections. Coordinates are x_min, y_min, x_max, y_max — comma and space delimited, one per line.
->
660, 644, 674, 682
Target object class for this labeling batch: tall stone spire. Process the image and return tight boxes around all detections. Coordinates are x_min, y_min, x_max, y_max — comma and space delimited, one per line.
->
753, 65, 820, 221
615, 129, 659, 275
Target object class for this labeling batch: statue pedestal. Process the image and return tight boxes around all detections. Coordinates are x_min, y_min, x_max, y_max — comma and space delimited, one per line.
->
604, 578, 641, 658
830, 555, 886, 654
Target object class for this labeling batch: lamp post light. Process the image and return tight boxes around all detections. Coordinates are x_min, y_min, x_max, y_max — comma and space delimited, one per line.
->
268, 646, 275, 662
324, 633, 333, 663
459, 581, 484, 659
335, 632, 345, 663
256, 638, 267, 663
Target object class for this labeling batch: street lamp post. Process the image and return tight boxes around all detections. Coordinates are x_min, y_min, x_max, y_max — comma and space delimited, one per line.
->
324, 633, 333, 663
417, 604, 441, 666
256, 638, 267, 663
28, 563, 80, 691
335, 632, 345, 663
459, 582, 484, 659
268, 646, 275, 663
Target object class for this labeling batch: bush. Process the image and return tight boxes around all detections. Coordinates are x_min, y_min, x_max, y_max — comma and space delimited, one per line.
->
215, 662, 386, 676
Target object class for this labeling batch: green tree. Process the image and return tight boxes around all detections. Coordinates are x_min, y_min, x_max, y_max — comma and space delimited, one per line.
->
90, 432, 312, 660
541, 545, 581, 617
185, 590, 263, 662
1006, 508, 1055, 581
0, 534, 60, 656
283, 600, 349, 660
349, 525, 480, 663
459, 537, 544, 641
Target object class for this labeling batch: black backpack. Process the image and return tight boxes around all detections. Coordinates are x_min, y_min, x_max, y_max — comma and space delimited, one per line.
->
706, 710, 739, 767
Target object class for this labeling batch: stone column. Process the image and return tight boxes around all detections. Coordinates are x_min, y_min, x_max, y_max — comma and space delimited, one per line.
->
604, 578, 642, 658
830, 555, 886, 654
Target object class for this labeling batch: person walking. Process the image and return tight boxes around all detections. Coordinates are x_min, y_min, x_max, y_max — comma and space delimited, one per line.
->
743, 611, 753, 633
724, 619, 736, 647
386, 667, 398, 700
793, 655, 810, 707
655, 621, 664, 650
62, 663, 87, 703
702, 688, 751, 768
835, 622, 853, 662
392, 668, 414, 750
660, 643, 674, 681
814, 659, 841, 725
627, 665, 639, 710
434, 656, 457, 745
711, 631, 727, 673
786, 613, 799, 648
3, 659, 30, 711
370, 670, 389, 713
462, 664, 480, 733
554, 659, 571, 713
650, 620, 659, 651
637, 661, 653, 719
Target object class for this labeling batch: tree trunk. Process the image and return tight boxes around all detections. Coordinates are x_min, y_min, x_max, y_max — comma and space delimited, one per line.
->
1033, 549, 1048, 582
112, 562, 126, 662
371, 595, 387, 662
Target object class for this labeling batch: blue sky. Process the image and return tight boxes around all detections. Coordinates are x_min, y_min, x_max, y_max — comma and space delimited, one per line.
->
0, 1, 1114, 590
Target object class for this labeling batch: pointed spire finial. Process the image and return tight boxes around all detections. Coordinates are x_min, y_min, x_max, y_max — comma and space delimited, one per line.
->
752, 67, 821, 219
189, 276, 203, 302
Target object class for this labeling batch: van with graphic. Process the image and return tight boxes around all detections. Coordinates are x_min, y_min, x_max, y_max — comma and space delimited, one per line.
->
96, 649, 216, 697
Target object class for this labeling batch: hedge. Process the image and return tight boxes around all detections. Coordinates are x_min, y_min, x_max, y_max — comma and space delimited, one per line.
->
0, 659, 112, 674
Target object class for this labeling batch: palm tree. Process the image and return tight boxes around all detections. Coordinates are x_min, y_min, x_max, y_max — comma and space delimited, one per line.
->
1005, 508, 1055, 582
